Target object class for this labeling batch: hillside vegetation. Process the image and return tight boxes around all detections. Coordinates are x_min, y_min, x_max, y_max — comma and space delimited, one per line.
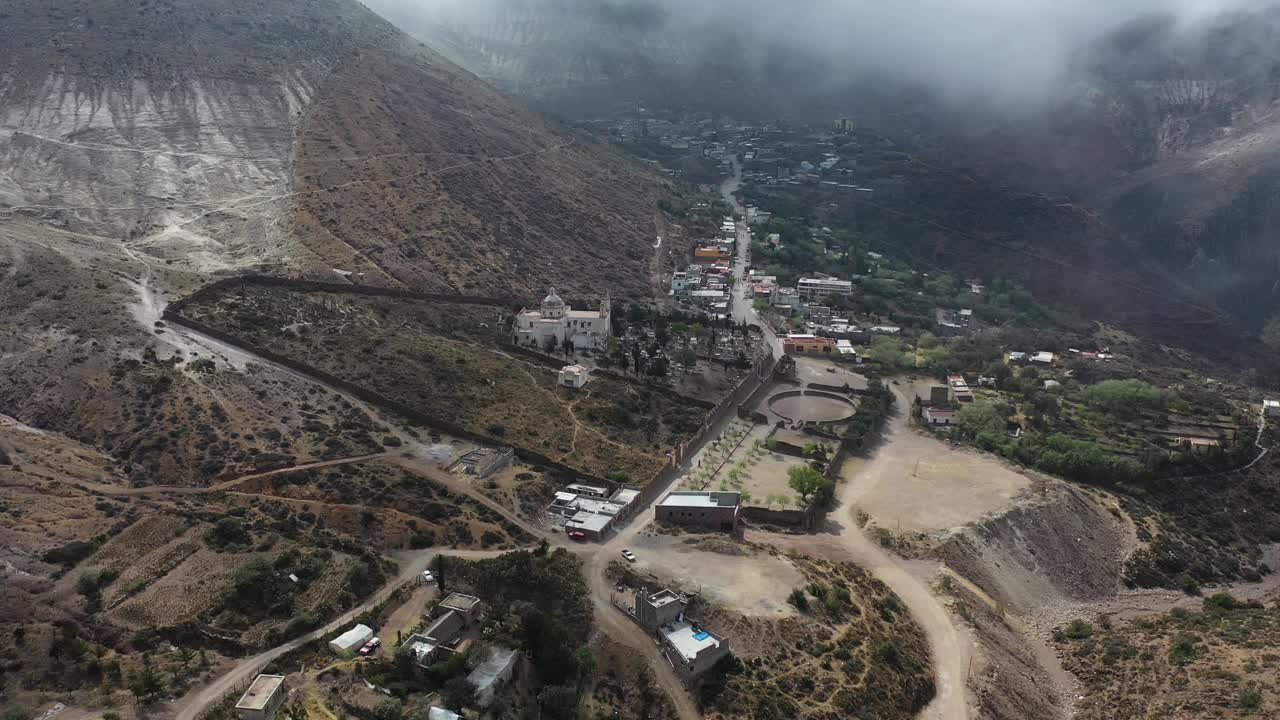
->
1056, 594, 1280, 719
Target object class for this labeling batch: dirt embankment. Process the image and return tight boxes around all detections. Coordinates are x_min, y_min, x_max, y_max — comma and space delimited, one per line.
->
934, 480, 1131, 615
948, 582, 1068, 720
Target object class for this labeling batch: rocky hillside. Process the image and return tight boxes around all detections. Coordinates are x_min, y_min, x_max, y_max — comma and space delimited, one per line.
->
0, 0, 662, 486
0, 0, 661, 295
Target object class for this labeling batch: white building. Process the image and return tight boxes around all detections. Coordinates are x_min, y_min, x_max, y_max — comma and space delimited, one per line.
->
558, 365, 589, 389
1265, 400, 1280, 418
660, 621, 731, 679
924, 407, 956, 426
468, 647, 520, 708
329, 624, 374, 656
513, 288, 611, 352
235, 675, 286, 720
797, 277, 853, 301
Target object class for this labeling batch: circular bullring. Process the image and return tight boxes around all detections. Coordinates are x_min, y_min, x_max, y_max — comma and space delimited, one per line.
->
767, 389, 858, 424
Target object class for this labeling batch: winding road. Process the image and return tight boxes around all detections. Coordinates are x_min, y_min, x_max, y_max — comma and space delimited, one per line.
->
152, 193, 967, 719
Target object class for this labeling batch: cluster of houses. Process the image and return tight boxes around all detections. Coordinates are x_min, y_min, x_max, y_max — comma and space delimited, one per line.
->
673, 214, 737, 316
1008, 348, 1114, 365
922, 375, 975, 426
546, 482, 641, 540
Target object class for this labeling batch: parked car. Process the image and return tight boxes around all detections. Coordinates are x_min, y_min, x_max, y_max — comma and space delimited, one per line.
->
421, 570, 435, 584
359, 637, 382, 656
621, 549, 637, 562
568, 530, 587, 541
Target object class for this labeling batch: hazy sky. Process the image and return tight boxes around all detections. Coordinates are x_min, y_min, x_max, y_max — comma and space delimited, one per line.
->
365, 0, 1272, 105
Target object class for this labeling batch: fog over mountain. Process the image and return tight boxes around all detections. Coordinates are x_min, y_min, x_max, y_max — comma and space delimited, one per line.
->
365, 0, 1270, 107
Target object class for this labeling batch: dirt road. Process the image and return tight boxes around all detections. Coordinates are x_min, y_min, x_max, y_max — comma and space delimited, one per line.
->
838, 393, 973, 719
756, 393, 975, 720
170, 548, 502, 720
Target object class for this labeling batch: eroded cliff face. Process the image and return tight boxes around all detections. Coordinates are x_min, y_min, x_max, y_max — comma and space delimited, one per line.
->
0, 0, 406, 275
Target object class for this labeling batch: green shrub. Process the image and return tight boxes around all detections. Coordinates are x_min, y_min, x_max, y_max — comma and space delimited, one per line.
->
1062, 619, 1094, 640
1169, 634, 1203, 665
1085, 379, 1168, 416
1239, 686, 1264, 712
788, 588, 809, 611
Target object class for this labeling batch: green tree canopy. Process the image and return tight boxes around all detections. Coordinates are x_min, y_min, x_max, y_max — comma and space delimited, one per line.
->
788, 465, 833, 507
1084, 379, 1168, 416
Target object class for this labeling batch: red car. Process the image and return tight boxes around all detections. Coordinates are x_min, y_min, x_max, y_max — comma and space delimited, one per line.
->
568, 530, 587, 541
359, 637, 381, 656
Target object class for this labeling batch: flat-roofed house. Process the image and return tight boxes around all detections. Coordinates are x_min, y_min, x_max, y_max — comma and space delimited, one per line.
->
659, 621, 731, 680
635, 588, 687, 630
437, 593, 483, 623
235, 674, 286, 720
655, 491, 741, 532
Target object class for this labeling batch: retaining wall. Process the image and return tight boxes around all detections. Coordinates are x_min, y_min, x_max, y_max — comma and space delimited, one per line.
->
162, 310, 615, 487
167, 274, 519, 315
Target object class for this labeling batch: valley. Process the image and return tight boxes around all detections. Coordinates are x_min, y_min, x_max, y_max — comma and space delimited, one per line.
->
3, 2, 1280, 720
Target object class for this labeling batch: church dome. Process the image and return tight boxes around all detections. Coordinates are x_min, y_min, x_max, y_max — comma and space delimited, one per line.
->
542, 287, 565, 309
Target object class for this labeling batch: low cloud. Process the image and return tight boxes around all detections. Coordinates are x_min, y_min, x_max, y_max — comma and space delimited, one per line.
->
364, 0, 1272, 106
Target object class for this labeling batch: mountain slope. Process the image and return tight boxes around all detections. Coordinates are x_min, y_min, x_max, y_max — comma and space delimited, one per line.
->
289, 44, 662, 297
0, 0, 662, 487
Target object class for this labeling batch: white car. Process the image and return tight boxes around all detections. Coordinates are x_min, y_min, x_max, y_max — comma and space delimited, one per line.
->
621, 549, 637, 563
421, 571, 435, 583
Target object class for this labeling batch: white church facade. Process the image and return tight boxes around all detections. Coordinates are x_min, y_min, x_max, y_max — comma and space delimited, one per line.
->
512, 288, 611, 351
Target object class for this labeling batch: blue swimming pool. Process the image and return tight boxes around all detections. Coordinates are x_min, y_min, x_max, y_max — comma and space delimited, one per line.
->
693, 631, 710, 641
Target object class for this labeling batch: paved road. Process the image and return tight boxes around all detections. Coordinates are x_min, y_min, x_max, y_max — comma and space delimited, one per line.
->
720, 159, 780, 355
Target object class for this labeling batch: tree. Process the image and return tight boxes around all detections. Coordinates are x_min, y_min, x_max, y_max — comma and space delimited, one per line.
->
372, 699, 403, 720
787, 465, 832, 506
173, 646, 196, 673
537, 685, 580, 720
679, 348, 697, 372
1084, 379, 1168, 416
543, 335, 558, 354
128, 666, 165, 704
561, 336, 574, 356
441, 676, 476, 712
205, 516, 250, 549
574, 645, 596, 691
226, 557, 281, 610
957, 403, 1008, 440
866, 336, 904, 367
432, 554, 447, 593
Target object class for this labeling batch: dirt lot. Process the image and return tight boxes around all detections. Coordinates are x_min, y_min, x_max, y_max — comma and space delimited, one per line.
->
625, 531, 803, 617
841, 387, 1033, 533
793, 356, 869, 390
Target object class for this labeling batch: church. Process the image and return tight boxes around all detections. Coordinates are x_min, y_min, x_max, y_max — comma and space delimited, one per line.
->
512, 288, 612, 351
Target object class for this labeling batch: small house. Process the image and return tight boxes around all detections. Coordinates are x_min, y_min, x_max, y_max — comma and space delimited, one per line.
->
437, 593, 483, 623
329, 624, 374, 656
234, 674, 286, 720
558, 365, 589, 389
1265, 400, 1280, 419
924, 407, 957, 426
656, 491, 741, 532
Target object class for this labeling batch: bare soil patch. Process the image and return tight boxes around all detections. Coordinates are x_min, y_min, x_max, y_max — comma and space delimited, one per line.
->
626, 532, 804, 617
840, 397, 1033, 533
